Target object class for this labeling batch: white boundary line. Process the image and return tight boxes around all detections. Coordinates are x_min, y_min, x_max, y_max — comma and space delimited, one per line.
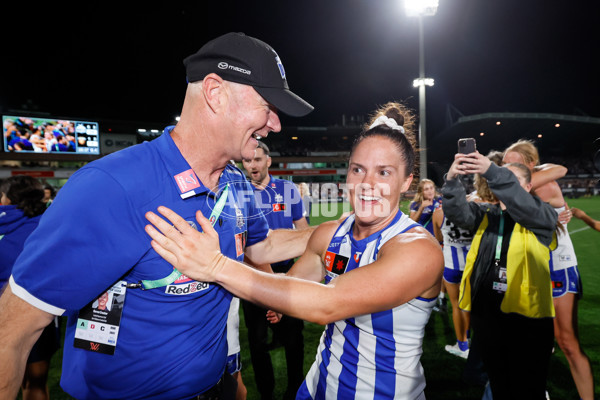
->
569, 226, 591, 235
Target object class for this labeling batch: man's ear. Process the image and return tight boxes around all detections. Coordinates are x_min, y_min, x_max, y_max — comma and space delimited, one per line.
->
266, 155, 272, 168
202, 73, 227, 114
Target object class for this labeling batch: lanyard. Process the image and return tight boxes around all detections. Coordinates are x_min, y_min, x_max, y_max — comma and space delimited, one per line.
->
494, 212, 504, 264
134, 184, 230, 290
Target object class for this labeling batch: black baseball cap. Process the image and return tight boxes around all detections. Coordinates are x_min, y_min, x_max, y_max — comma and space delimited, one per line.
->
184, 32, 314, 117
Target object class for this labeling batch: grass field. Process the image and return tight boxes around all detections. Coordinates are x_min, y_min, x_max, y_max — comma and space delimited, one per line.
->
42, 197, 599, 399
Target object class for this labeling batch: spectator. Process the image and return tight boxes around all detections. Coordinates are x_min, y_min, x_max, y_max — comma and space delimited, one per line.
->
433, 151, 502, 360
409, 179, 442, 236
42, 183, 55, 207
0, 176, 60, 400
504, 140, 594, 400
241, 141, 308, 400
442, 152, 557, 399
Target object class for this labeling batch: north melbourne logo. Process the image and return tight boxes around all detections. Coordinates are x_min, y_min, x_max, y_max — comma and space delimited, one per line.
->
274, 54, 286, 79
218, 62, 251, 75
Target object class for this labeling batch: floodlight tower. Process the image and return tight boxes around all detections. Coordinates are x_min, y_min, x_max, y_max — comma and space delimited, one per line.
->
405, 0, 438, 179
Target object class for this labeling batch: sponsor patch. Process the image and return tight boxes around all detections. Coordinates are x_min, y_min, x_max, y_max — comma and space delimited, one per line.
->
324, 251, 349, 275
165, 281, 210, 295
217, 62, 251, 75
558, 255, 572, 262
174, 169, 201, 194
235, 231, 247, 257
272, 203, 286, 212
552, 281, 564, 289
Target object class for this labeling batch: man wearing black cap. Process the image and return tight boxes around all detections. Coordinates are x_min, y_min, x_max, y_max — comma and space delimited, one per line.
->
184, 32, 313, 119
0, 32, 314, 400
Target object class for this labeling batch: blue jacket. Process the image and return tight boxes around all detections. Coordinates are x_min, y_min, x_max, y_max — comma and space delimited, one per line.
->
0, 205, 41, 287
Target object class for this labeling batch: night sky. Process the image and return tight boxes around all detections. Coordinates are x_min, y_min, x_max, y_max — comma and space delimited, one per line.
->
2, 1, 599, 136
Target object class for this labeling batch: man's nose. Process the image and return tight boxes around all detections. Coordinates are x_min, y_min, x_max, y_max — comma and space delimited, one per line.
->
267, 109, 282, 133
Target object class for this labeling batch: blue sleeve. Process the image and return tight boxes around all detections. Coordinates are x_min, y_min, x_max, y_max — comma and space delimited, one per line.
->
11, 167, 150, 312
0, 214, 40, 287
242, 182, 269, 247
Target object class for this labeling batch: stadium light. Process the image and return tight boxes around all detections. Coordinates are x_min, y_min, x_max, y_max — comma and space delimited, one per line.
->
405, 0, 439, 179
413, 78, 435, 87
404, 0, 439, 17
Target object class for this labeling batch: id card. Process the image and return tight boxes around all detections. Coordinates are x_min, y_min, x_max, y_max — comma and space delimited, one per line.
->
74, 281, 127, 355
492, 264, 507, 293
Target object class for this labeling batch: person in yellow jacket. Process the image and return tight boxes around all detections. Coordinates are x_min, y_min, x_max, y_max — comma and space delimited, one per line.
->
441, 150, 558, 400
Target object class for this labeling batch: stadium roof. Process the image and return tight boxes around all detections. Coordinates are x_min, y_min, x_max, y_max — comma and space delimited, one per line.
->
429, 111, 600, 165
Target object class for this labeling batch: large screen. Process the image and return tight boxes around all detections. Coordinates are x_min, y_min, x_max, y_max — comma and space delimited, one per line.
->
3, 115, 100, 155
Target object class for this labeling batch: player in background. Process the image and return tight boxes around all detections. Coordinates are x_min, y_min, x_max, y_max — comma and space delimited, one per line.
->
503, 140, 594, 400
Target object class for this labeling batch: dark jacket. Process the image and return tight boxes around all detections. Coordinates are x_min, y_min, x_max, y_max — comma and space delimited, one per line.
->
0, 205, 42, 287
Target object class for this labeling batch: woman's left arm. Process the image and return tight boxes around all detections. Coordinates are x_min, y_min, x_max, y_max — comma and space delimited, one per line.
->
531, 163, 567, 190
220, 230, 443, 325
145, 207, 443, 325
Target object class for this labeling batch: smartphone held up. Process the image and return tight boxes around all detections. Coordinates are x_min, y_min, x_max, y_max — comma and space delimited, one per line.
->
458, 138, 477, 154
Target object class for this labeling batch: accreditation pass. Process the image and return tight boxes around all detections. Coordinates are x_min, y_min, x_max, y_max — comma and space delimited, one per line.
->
74, 281, 127, 355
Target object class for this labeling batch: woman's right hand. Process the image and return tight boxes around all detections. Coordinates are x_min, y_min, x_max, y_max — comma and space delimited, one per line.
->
448, 152, 490, 180
447, 153, 471, 180
145, 207, 225, 283
266, 310, 282, 324
420, 199, 433, 209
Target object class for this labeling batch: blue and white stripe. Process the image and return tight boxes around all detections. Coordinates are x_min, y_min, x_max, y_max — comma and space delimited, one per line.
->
298, 211, 434, 400
441, 216, 473, 271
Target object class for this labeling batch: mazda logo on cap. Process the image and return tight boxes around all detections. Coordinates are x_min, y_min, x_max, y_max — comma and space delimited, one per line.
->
218, 62, 228, 69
